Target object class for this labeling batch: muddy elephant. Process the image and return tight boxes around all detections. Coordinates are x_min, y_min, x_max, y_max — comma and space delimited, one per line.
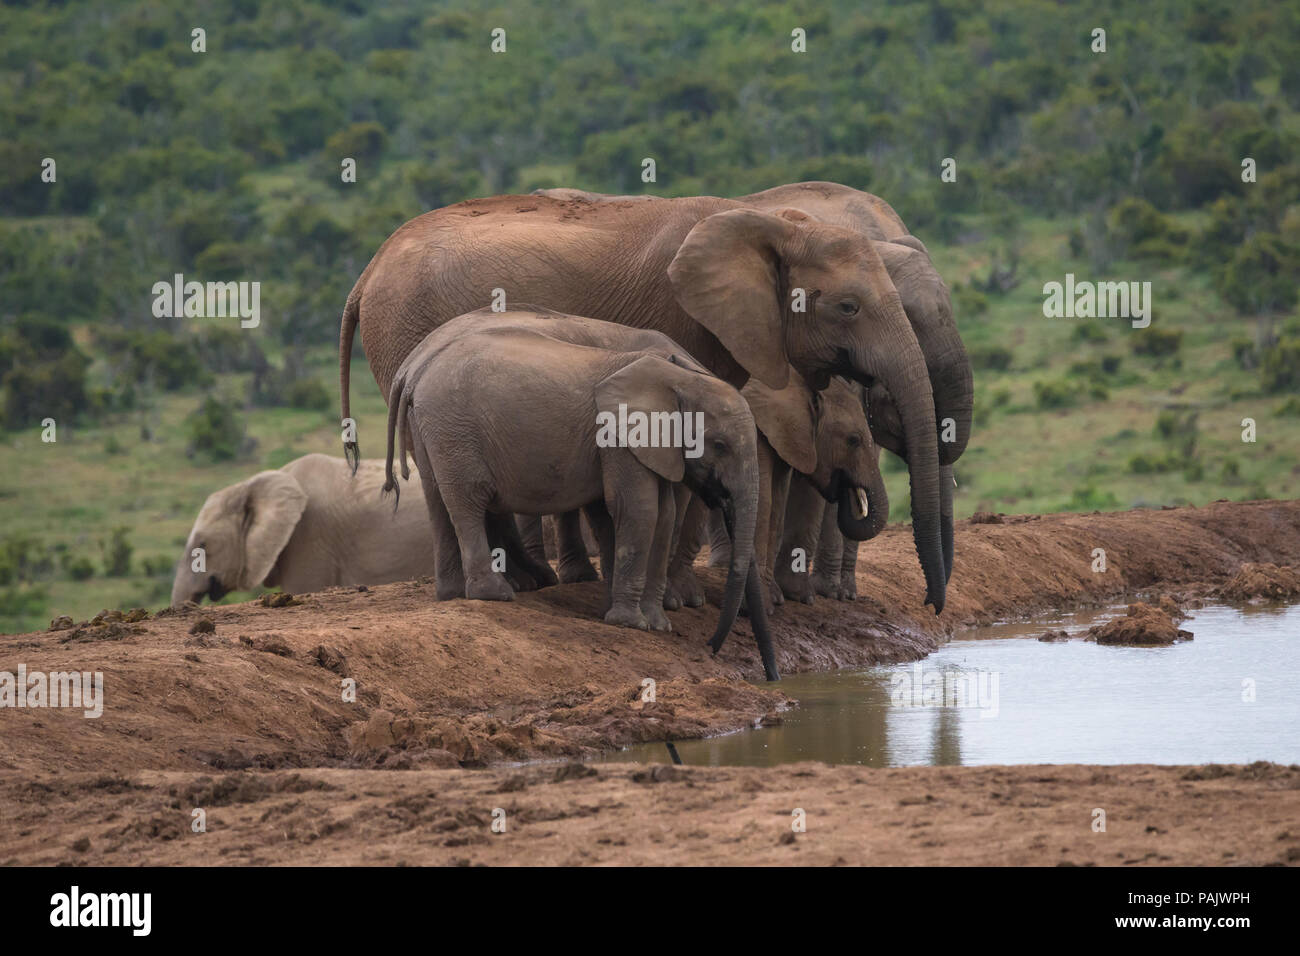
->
341, 192, 949, 614
382, 308, 779, 680
535, 183, 972, 585
170, 453, 436, 605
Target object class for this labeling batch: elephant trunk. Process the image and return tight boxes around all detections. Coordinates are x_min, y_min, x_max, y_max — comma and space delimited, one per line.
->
835, 469, 889, 542
931, 337, 974, 467
708, 490, 779, 681
854, 330, 946, 614
940, 464, 955, 584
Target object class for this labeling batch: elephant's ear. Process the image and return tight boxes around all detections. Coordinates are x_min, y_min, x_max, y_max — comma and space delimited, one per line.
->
889, 234, 931, 257
741, 370, 817, 474
667, 208, 797, 391
237, 471, 309, 590
594, 356, 686, 483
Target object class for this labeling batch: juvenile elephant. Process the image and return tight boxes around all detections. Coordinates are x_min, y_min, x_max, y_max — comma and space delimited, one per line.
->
342, 192, 949, 616
170, 453, 436, 605
383, 308, 779, 680
709, 375, 888, 608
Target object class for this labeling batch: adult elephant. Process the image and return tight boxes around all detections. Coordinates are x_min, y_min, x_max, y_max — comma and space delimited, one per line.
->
340, 194, 948, 613
739, 183, 972, 583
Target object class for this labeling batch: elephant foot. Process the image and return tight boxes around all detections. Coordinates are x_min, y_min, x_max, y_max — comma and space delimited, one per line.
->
641, 603, 672, 632
812, 571, 842, 600
763, 567, 785, 607
506, 568, 538, 592
533, 562, 560, 589
839, 570, 858, 601
604, 604, 648, 630
665, 565, 705, 609
557, 557, 599, 584
435, 571, 466, 602
776, 567, 815, 605
466, 574, 515, 602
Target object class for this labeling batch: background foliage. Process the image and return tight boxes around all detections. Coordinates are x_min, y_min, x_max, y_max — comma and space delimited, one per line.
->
1, 0, 1298, 630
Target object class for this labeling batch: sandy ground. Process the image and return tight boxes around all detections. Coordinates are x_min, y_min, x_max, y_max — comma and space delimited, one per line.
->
2, 498, 1299, 865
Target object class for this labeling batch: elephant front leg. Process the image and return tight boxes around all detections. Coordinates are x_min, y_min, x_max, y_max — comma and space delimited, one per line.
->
775, 474, 823, 605
839, 536, 860, 601
515, 514, 548, 565
664, 491, 707, 609
639, 480, 676, 631
812, 504, 844, 599
743, 437, 780, 616
766, 458, 791, 608
705, 508, 731, 568
555, 510, 599, 583
601, 459, 659, 630
582, 500, 616, 616
495, 513, 559, 589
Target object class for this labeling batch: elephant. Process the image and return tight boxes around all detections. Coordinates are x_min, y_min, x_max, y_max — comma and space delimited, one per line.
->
170, 453, 436, 605
382, 308, 779, 680
738, 183, 972, 584
341, 192, 949, 615
709, 375, 888, 608
534, 184, 972, 586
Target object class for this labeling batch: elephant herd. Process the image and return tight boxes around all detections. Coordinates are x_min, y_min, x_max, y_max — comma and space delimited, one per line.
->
173, 181, 974, 682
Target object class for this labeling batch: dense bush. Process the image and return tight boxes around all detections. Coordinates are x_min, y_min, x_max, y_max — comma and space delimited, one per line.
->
184, 395, 252, 462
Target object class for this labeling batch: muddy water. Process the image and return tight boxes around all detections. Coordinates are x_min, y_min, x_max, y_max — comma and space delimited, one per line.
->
607, 603, 1300, 768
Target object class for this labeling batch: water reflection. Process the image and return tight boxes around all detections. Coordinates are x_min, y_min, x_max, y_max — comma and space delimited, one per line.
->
605, 603, 1300, 768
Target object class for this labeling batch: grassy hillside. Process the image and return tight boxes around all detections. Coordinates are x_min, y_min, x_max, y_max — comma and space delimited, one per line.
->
2, 0, 1298, 631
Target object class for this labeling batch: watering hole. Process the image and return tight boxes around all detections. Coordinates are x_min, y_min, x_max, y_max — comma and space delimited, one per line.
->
607, 602, 1300, 768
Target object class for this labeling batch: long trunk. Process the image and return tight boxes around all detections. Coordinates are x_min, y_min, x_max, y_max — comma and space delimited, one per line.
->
865, 339, 946, 614
708, 493, 779, 680
930, 337, 974, 468
940, 464, 955, 584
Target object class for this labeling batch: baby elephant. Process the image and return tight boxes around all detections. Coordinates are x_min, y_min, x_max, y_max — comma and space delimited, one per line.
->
384, 308, 777, 679
171, 453, 437, 605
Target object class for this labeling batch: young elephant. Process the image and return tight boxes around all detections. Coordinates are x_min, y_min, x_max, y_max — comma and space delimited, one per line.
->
384, 309, 779, 680
709, 375, 889, 609
171, 454, 437, 605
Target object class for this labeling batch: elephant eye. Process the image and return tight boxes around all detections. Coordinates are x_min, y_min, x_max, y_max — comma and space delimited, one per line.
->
848, 434, 863, 448
836, 299, 860, 317
712, 439, 727, 455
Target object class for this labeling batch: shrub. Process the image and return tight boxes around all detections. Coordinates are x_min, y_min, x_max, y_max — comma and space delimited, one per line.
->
1072, 320, 1110, 343
1132, 327, 1183, 357
953, 283, 989, 318
1261, 338, 1300, 394
100, 527, 133, 578
185, 396, 250, 462
969, 345, 1013, 371
1033, 379, 1075, 409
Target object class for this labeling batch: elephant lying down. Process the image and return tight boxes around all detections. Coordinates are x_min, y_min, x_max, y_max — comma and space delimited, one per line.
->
384, 306, 780, 681
171, 453, 437, 605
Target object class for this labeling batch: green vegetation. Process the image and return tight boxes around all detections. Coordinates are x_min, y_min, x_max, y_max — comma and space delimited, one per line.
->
1, 0, 1299, 630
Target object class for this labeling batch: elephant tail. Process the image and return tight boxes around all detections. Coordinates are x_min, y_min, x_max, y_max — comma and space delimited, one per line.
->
340, 283, 362, 474
382, 372, 407, 512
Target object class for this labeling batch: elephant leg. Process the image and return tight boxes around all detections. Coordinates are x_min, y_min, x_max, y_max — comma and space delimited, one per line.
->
743, 437, 779, 616
439, 485, 514, 602
706, 509, 731, 568
412, 445, 465, 601
582, 500, 616, 615
767, 458, 791, 607
555, 509, 599, 583
639, 480, 676, 631
486, 517, 536, 592
840, 536, 860, 601
775, 474, 823, 605
495, 513, 559, 590
601, 462, 659, 630
516, 514, 548, 565
665, 492, 707, 609
812, 504, 844, 599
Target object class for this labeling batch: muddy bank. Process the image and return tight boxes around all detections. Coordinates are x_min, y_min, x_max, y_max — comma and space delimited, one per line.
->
2, 499, 1299, 777
3, 761, 1297, 866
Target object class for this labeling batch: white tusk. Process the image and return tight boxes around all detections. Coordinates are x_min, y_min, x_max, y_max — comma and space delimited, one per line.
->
952, 475, 958, 488
855, 487, 870, 519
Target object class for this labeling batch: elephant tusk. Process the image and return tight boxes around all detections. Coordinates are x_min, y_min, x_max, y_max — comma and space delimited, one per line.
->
953, 475, 958, 488
855, 487, 870, 519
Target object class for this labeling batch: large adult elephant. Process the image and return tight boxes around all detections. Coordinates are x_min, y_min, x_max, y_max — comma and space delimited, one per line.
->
738, 183, 972, 583
340, 194, 948, 613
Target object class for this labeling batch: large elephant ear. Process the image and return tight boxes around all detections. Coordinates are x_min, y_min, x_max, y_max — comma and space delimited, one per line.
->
741, 369, 817, 474
594, 356, 686, 483
889, 234, 931, 257
237, 471, 309, 590
667, 208, 798, 391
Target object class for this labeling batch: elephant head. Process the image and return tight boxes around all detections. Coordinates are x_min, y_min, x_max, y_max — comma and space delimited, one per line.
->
594, 355, 778, 680
170, 471, 309, 605
667, 207, 946, 614
743, 372, 888, 543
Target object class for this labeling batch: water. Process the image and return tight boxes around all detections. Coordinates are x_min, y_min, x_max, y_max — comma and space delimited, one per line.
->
606, 603, 1300, 767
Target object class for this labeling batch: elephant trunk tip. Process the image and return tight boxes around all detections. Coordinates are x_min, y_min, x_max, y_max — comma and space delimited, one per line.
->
344, 440, 361, 475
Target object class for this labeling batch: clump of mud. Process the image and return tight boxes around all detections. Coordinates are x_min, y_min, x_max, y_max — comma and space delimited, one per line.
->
1218, 563, 1300, 603
1089, 602, 1193, 646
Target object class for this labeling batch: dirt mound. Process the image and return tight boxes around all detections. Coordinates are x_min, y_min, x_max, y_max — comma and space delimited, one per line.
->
1219, 562, 1300, 603
1089, 602, 1193, 646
